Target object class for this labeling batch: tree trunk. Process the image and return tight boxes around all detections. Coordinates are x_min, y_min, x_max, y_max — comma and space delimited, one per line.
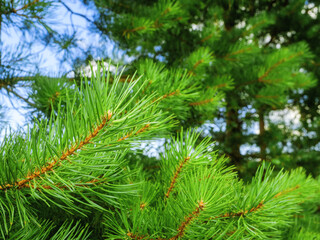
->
225, 94, 242, 167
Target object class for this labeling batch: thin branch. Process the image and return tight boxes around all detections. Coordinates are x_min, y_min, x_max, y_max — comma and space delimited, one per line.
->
14, 12, 42, 19
165, 156, 190, 198
126, 232, 147, 240
200, 33, 214, 43
223, 47, 252, 61
58, 0, 94, 24
258, 52, 303, 82
123, 26, 146, 37
15, 0, 39, 12
214, 200, 264, 219
169, 200, 205, 240
153, 90, 179, 103
189, 98, 214, 106
212, 184, 300, 220
0, 111, 113, 191
274, 185, 300, 198
242, 20, 266, 37
255, 95, 279, 99
0, 75, 132, 85
9, 0, 42, 19
236, 51, 304, 89
211, 83, 227, 89
123, 7, 173, 37
22, 177, 105, 190
117, 124, 150, 142
3, 85, 37, 108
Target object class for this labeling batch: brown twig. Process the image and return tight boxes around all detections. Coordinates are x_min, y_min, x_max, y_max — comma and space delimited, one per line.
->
3, 85, 38, 108
153, 90, 179, 103
117, 124, 150, 142
165, 156, 190, 198
201, 33, 214, 43
255, 95, 279, 99
258, 52, 304, 82
22, 178, 104, 190
123, 26, 146, 36
188, 59, 204, 76
274, 185, 300, 198
212, 184, 300, 220
169, 200, 205, 240
15, 0, 39, 12
0, 111, 113, 191
189, 98, 214, 106
223, 47, 252, 61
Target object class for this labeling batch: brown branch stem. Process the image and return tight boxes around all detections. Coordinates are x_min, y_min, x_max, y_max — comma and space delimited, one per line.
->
212, 184, 300, 220
169, 200, 205, 240
0, 111, 113, 191
165, 156, 190, 198
189, 98, 214, 106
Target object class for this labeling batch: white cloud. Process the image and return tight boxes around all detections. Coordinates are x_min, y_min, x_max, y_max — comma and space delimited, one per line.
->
268, 107, 301, 130
301, 3, 319, 19
80, 60, 118, 77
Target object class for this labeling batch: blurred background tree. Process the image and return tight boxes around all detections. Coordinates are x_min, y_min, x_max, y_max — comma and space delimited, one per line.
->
82, 0, 320, 177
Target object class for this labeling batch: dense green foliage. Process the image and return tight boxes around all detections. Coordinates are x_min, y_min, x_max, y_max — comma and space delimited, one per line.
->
0, 65, 319, 239
87, 0, 320, 176
1, 0, 320, 239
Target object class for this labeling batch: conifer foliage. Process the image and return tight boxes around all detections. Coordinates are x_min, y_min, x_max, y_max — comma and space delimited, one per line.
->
0, 64, 319, 239
1, 0, 320, 239
88, 0, 318, 174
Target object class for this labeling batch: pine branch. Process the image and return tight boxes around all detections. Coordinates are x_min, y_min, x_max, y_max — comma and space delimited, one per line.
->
126, 200, 206, 240
14, 0, 39, 12
213, 200, 265, 219
3, 85, 37, 108
223, 47, 253, 61
23, 177, 104, 190
258, 52, 304, 82
170, 200, 205, 240
0, 111, 113, 191
153, 90, 180, 102
58, 0, 94, 24
188, 59, 204, 75
255, 95, 279, 99
212, 184, 301, 220
122, 3, 177, 38
8, 0, 42, 19
165, 156, 190, 198
117, 124, 150, 142
212, 83, 227, 89
123, 26, 147, 36
200, 33, 214, 43
242, 20, 266, 37
274, 185, 300, 198
189, 98, 214, 106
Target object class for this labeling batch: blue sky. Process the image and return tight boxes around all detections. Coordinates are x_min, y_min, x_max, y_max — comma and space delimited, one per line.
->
0, 1, 115, 135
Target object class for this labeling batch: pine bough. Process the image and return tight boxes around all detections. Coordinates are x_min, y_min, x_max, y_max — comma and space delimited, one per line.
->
0, 64, 319, 239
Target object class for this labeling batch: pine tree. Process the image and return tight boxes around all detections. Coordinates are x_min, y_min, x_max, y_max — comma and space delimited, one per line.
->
253, 0, 320, 177
1, 1, 320, 239
86, 0, 318, 176
0, 63, 319, 239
